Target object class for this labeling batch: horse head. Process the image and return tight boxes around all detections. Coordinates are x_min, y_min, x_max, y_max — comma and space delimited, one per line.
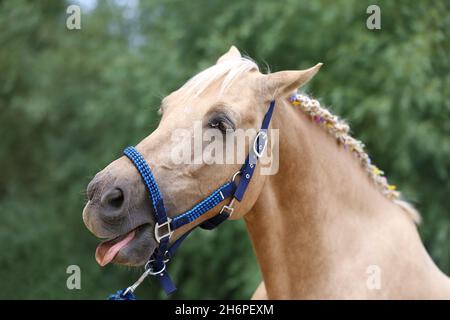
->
82, 46, 320, 268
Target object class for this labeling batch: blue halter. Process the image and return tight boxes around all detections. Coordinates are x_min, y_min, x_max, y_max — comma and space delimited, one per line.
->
109, 101, 276, 299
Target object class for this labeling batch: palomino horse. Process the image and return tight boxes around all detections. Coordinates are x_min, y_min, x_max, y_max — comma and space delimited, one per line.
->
83, 46, 450, 299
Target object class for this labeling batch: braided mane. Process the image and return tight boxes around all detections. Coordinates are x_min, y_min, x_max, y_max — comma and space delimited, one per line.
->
289, 93, 421, 223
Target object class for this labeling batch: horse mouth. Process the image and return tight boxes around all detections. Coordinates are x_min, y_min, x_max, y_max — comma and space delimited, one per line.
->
95, 223, 154, 266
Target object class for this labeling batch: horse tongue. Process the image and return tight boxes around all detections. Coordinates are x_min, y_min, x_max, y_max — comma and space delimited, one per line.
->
95, 230, 135, 266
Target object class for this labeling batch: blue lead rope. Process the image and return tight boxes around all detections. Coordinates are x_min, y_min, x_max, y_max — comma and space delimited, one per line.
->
109, 100, 276, 299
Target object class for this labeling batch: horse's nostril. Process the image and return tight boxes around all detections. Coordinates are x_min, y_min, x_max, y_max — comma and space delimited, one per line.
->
101, 188, 125, 209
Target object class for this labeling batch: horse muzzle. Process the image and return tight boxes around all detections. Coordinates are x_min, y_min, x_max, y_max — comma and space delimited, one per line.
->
82, 159, 157, 266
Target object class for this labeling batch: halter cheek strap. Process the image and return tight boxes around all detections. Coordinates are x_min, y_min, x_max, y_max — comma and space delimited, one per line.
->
108, 101, 276, 299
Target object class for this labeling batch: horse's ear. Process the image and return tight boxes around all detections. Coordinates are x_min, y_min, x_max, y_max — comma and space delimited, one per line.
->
262, 63, 323, 100
216, 46, 241, 64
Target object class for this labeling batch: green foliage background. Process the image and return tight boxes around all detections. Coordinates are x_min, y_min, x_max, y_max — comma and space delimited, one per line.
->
0, 0, 448, 299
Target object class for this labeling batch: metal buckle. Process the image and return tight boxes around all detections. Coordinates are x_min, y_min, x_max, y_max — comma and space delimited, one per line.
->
220, 198, 235, 216
121, 255, 170, 296
218, 171, 240, 216
253, 130, 268, 158
145, 260, 167, 276
154, 218, 173, 243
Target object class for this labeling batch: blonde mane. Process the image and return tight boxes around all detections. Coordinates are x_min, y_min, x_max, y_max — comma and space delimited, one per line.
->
290, 93, 421, 223
180, 57, 259, 98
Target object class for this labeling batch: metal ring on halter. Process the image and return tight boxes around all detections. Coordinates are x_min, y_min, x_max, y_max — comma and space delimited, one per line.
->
231, 171, 241, 182
253, 130, 268, 158
145, 260, 167, 276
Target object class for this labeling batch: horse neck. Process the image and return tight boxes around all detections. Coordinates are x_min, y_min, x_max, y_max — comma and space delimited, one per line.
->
244, 98, 445, 298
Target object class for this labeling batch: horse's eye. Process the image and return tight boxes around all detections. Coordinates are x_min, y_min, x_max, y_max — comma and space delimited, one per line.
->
208, 116, 235, 133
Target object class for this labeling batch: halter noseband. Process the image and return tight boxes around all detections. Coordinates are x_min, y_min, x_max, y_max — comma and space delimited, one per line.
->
109, 101, 276, 299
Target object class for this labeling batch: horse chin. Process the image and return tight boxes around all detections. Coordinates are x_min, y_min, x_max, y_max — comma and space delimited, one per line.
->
111, 224, 157, 267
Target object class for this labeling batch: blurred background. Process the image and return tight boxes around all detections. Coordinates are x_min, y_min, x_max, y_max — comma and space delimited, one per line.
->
0, 0, 449, 299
